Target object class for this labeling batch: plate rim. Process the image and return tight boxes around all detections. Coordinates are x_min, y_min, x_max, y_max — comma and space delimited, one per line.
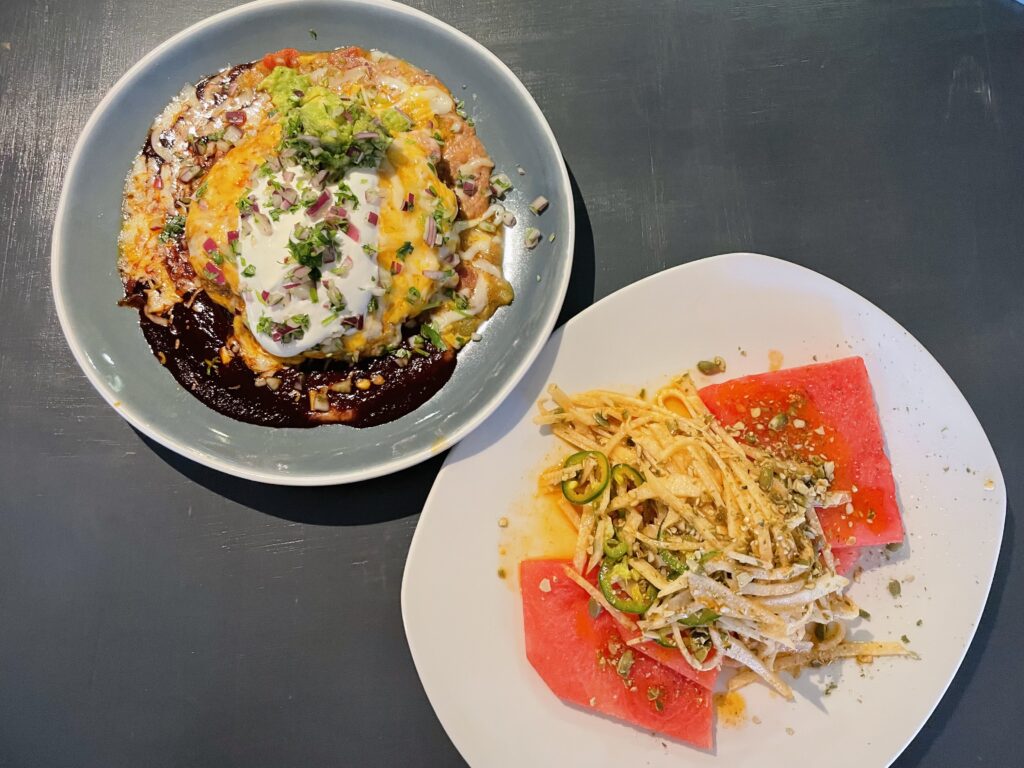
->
50, 0, 576, 486
402, 251, 1007, 766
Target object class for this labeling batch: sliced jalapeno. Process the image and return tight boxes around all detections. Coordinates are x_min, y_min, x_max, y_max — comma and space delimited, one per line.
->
652, 626, 678, 648
561, 450, 610, 504
603, 538, 628, 560
654, 625, 715, 658
598, 558, 656, 614
658, 522, 689, 573
679, 607, 720, 627
611, 463, 645, 492
660, 549, 688, 573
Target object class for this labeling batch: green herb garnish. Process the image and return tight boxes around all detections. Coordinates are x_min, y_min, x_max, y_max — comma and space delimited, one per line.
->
157, 214, 186, 244
421, 322, 446, 351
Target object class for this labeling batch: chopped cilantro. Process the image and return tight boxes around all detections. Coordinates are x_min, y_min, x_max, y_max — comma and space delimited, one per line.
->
157, 214, 186, 244
256, 313, 309, 344
421, 322, 446, 351
396, 241, 413, 260
335, 182, 359, 209
286, 220, 341, 283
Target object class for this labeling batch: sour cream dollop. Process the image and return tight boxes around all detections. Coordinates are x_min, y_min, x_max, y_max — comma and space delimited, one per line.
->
237, 166, 381, 357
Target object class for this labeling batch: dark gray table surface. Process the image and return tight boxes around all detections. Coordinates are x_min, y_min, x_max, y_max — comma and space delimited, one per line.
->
1, 0, 1021, 765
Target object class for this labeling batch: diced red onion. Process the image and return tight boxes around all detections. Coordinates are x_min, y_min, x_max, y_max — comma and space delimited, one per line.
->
227, 230, 239, 242
354, 131, 379, 140
293, 265, 311, 278
312, 169, 328, 188
346, 146, 362, 159
461, 181, 477, 195
367, 211, 379, 226
205, 261, 226, 285
298, 134, 321, 146
279, 187, 298, 207
253, 212, 273, 237
345, 223, 360, 243
423, 270, 447, 281
306, 190, 331, 218
282, 282, 301, 289
203, 237, 218, 252
390, 261, 403, 275
281, 170, 295, 183
178, 165, 201, 183
153, 175, 163, 190
225, 110, 246, 126
423, 215, 437, 246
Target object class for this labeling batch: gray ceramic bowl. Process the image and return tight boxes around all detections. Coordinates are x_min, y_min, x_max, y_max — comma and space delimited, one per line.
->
52, 0, 573, 484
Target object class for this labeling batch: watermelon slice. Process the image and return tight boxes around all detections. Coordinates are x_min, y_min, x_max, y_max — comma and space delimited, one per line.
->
832, 546, 860, 577
622, 626, 719, 691
698, 357, 902, 549
520, 559, 713, 749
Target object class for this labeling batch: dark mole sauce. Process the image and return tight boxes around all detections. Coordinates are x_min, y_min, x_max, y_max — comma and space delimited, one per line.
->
138, 293, 457, 429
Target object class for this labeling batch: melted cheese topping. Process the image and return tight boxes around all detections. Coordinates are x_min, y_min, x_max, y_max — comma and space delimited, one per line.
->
170, 52, 509, 366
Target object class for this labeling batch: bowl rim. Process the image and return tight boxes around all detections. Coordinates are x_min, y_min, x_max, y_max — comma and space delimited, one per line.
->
50, 0, 575, 485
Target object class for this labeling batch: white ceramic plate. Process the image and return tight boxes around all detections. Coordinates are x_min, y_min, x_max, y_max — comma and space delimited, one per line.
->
402, 253, 1006, 766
